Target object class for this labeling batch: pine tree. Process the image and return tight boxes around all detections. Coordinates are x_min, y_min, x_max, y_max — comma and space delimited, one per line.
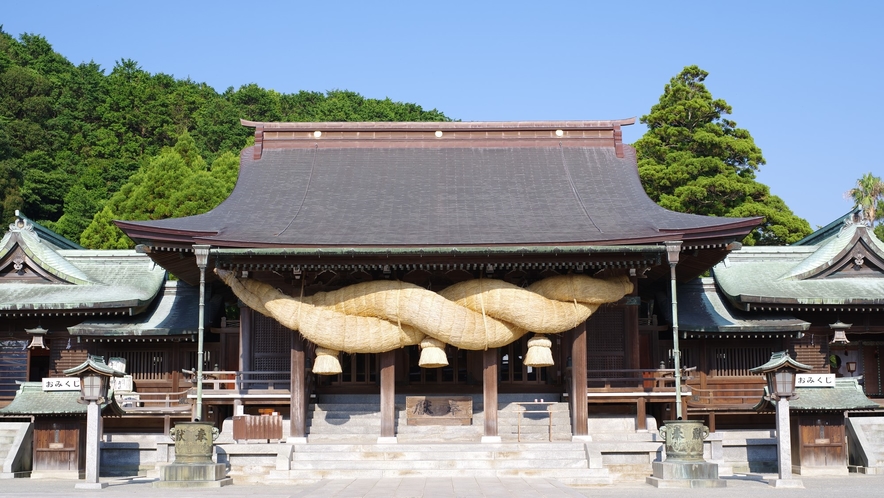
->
635, 66, 811, 245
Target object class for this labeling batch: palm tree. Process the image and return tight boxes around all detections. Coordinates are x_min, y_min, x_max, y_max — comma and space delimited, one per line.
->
846, 173, 884, 224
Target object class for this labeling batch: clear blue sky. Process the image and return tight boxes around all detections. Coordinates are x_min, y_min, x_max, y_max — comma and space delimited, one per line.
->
3, 1, 882, 230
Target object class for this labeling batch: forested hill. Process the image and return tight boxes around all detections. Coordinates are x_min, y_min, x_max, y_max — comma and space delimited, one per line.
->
0, 29, 450, 246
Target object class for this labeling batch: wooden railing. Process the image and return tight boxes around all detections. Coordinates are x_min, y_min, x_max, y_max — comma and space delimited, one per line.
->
182, 370, 291, 392
686, 386, 765, 410
114, 390, 191, 413
586, 367, 696, 391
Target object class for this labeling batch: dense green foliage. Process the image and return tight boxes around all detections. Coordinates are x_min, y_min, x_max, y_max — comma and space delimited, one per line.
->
0, 28, 449, 246
80, 133, 239, 248
635, 66, 812, 245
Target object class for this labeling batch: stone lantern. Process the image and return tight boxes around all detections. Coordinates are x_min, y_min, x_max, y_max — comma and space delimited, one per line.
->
64, 355, 123, 490
750, 351, 812, 488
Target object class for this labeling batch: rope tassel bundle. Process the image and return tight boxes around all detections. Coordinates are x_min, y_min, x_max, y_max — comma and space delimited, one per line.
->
214, 269, 632, 374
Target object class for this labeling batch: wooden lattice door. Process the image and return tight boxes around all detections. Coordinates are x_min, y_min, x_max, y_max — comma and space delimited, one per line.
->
251, 314, 293, 384
586, 307, 626, 374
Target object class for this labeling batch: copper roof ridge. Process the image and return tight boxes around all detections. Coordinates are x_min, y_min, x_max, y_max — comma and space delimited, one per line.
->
240, 118, 636, 130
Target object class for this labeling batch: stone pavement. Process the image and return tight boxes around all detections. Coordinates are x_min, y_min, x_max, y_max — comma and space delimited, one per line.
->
1, 474, 883, 498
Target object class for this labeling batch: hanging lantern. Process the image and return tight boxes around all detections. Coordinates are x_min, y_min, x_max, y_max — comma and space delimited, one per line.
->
829, 321, 852, 345
25, 326, 49, 350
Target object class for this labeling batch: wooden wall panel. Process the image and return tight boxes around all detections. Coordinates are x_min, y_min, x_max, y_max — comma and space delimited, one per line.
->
792, 335, 828, 373
49, 340, 88, 376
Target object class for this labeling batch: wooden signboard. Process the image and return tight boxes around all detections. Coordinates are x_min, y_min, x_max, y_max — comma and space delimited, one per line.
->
405, 396, 472, 426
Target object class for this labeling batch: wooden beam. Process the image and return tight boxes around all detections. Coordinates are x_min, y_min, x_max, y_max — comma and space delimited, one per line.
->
483, 348, 498, 437
290, 335, 306, 438
571, 321, 588, 436
380, 351, 396, 438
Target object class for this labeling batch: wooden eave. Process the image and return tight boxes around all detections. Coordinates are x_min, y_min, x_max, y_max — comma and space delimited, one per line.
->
0, 304, 152, 319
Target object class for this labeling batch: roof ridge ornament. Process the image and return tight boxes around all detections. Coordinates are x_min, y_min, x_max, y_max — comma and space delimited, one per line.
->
840, 209, 872, 235
10, 210, 35, 234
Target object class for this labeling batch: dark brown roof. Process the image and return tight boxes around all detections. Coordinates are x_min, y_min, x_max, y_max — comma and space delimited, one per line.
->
117, 120, 760, 250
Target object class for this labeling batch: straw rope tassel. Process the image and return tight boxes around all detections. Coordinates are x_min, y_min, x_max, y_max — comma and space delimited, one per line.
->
417, 281, 449, 368
308, 278, 343, 375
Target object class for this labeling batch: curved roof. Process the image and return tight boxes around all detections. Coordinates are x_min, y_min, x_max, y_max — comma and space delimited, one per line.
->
0, 214, 166, 315
715, 223, 884, 309
663, 278, 809, 336
117, 120, 760, 249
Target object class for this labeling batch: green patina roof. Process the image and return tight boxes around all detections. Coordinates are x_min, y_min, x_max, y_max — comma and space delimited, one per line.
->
68, 280, 208, 336
749, 351, 812, 374
5, 211, 84, 251
0, 214, 166, 313
754, 378, 881, 412
63, 355, 125, 377
662, 278, 810, 335
0, 228, 94, 285
0, 382, 123, 417
714, 223, 884, 308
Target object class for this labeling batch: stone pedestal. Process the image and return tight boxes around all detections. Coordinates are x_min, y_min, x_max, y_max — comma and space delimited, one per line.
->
646, 420, 726, 488
154, 422, 232, 488
768, 397, 803, 488
646, 461, 726, 488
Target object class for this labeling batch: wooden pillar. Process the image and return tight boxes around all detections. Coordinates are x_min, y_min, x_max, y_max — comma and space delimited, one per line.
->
626, 277, 643, 429
379, 351, 396, 439
236, 306, 251, 416
239, 306, 252, 372
627, 275, 640, 369
290, 335, 307, 438
571, 322, 588, 436
483, 348, 498, 439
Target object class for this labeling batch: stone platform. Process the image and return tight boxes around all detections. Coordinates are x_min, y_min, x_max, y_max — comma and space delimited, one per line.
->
646, 460, 726, 488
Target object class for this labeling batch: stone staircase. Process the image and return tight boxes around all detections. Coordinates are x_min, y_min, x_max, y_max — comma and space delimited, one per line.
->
265, 442, 610, 485
211, 399, 787, 484
847, 416, 884, 474
306, 393, 574, 443
244, 393, 613, 485
0, 422, 32, 479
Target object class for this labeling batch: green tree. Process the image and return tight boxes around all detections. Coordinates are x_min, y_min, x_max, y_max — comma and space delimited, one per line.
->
845, 172, 884, 241
635, 66, 811, 245
80, 132, 237, 248
1, 27, 451, 240
846, 173, 884, 222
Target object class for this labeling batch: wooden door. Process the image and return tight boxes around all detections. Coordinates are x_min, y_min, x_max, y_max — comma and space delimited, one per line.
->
796, 414, 846, 469
34, 419, 82, 472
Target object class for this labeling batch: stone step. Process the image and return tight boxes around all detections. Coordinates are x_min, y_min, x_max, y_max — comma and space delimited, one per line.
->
267, 468, 611, 485
292, 443, 586, 462
291, 442, 585, 452
221, 431, 610, 485
288, 458, 588, 470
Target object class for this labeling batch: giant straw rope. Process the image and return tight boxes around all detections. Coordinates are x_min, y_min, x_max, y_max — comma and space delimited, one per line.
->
215, 269, 632, 374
